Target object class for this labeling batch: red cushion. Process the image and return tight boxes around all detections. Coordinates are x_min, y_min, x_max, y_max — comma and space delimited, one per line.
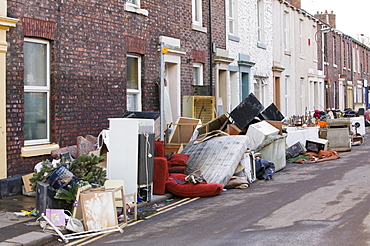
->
165, 173, 223, 198
153, 157, 169, 195
167, 154, 190, 167
154, 141, 165, 157
168, 166, 186, 174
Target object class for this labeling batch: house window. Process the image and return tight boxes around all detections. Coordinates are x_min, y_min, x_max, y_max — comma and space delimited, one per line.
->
299, 19, 303, 56
323, 33, 328, 63
127, 54, 142, 111
228, 0, 235, 35
284, 76, 289, 116
254, 77, 266, 105
192, 0, 202, 27
333, 36, 337, 66
24, 38, 50, 145
312, 25, 317, 61
299, 78, 304, 114
125, 0, 148, 16
193, 63, 203, 85
347, 43, 351, 69
257, 0, 264, 43
283, 11, 289, 52
343, 40, 346, 68
356, 82, 363, 103
126, 0, 139, 7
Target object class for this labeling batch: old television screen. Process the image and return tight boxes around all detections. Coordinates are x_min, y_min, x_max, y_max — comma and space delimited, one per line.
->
305, 140, 324, 153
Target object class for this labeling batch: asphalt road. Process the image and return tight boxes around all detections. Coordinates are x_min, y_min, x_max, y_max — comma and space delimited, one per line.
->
68, 130, 370, 246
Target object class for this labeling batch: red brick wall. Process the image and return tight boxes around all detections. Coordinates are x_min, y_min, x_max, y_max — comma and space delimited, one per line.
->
6, 1, 225, 176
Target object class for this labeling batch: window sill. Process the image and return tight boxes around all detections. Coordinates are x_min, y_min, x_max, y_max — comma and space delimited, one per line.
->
192, 24, 207, 33
21, 143, 60, 157
284, 50, 291, 56
124, 4, 148, 16
257, 42, 266, 49
228, 35, 240, 42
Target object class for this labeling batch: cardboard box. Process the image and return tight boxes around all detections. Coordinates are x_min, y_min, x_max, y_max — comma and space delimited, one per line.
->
22, 173, 34, 193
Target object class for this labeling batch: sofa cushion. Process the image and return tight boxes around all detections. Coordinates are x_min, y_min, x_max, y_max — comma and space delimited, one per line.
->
168, 166, 186, 174
167, 154, 189, 167
165, 173, 223, 198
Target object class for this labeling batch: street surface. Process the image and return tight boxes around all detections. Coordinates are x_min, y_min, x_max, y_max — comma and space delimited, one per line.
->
66, 130, 370, 246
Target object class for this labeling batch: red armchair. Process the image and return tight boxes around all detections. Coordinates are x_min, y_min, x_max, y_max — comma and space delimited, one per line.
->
153, 141, 169, 195
153, 141, 190, 195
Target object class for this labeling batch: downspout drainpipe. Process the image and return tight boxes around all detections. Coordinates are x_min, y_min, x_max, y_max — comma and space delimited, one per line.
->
208, 0, 213, 96
160, 42, 165, 141
350, 37, 354, 109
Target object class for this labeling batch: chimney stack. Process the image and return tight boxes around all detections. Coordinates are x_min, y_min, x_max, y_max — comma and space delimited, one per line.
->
291, 0, 301, 9
286, 0, 301, 9
314, 10, 336, 29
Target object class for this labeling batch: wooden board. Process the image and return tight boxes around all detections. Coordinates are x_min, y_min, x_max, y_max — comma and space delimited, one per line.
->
168, 117, 201, 144
80, 190, 118, 231
197, 114, 229, 134
164, 144, 183, 155
225, 124, 242, 135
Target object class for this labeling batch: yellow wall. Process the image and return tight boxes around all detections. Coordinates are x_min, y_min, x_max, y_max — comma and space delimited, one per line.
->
0, 2, 18, 178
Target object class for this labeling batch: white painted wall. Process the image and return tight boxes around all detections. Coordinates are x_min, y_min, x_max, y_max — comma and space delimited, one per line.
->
272, 0, 324, 118
226, 0, 274, 108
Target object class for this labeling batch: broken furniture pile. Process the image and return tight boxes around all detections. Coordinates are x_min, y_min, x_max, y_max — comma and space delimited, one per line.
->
153, 93, 288, 198
158, 93, 367, 196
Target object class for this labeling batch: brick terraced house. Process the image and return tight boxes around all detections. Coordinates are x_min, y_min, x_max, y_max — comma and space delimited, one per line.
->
2, 0, 225, 184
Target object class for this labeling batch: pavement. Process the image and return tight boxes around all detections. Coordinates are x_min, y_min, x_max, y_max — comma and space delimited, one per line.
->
0, 192, 171, 245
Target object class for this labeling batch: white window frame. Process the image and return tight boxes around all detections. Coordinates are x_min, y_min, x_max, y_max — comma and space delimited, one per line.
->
127, 54, 142, 111
125, 0, 148, 16
299, 19, 303, 57
192, 0, 202, 27
193, 63, 204, 85
356, 81, 363, 103
313, 25, 318, 61
257, 0, 264, 43
228, 0, 235, 36
357, 49, 360, 74
284, 76, 289, 116
126, 0, 140, 7
299, 78, 304, 114
24, 38, 50, 146
254, 77, 266, 105
333, 36, 337, 67
283, 10, 289, 52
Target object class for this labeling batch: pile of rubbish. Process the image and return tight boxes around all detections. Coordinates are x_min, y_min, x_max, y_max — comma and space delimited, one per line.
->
164, 93, 287, 197
15, 92, 366, 244
20, 135, 133, 243
28, 135, 107, 209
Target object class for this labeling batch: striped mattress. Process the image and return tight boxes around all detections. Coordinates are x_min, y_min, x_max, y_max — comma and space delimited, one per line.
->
182, 135, 251, 187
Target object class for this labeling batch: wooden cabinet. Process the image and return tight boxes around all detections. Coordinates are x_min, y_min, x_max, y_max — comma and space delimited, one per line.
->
182, 96, 215, 124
